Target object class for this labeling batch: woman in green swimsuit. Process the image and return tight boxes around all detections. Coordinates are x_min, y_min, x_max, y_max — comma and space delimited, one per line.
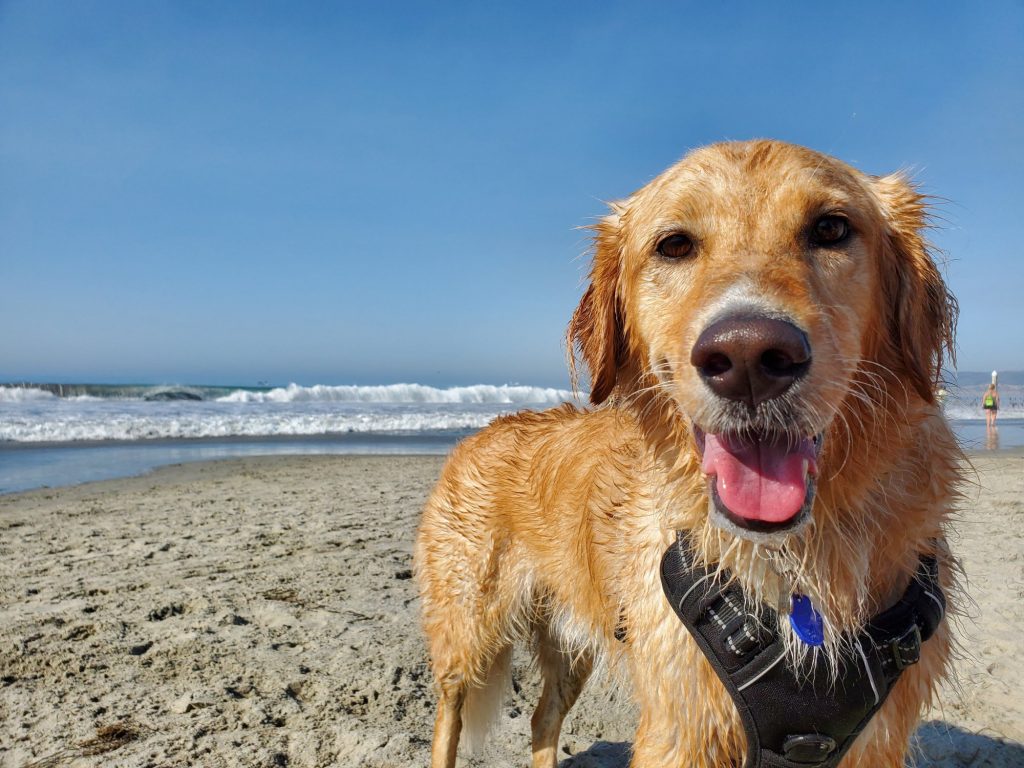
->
982, 383, 1000, 429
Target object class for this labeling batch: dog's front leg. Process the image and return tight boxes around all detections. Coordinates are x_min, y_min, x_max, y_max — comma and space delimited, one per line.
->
628, 620, 745, 767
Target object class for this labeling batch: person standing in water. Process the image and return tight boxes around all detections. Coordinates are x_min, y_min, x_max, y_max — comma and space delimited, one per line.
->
982, 372, 1000, 429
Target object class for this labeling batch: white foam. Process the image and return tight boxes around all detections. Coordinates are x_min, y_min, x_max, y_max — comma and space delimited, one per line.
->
216, 382, 576, 405
0, 387, 57, 403
0, 407, 506, 442
0, 384, 579, 443
3, 379, 1019, 445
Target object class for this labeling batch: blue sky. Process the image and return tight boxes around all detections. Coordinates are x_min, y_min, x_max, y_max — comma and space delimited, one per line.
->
1, 1, 1021, 387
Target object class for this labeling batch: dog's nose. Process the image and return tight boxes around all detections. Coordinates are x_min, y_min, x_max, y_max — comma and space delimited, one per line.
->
690, 315, 811, 407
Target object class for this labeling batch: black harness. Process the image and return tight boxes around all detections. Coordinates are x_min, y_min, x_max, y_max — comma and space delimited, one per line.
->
659, 532, 945, 768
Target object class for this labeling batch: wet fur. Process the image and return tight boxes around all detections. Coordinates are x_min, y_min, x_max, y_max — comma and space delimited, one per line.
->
415, 140, 962, 767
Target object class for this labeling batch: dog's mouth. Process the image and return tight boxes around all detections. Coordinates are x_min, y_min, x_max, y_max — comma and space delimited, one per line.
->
695, 427, 821, 535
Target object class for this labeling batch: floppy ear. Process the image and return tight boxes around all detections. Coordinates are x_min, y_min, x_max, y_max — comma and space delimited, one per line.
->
567, 210, 627, 404
873, 174, 958, 404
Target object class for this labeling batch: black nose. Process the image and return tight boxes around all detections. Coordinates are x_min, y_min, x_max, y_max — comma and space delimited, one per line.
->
690, 315, 811, 408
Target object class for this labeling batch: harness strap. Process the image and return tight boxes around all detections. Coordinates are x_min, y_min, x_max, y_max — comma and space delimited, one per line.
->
659, 532, 944, 768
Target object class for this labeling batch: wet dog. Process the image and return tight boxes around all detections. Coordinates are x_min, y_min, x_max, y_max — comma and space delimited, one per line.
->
415, 140, 961, 767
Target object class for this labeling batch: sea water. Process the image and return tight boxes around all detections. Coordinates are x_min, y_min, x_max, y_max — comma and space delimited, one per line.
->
0, 383, 575, 493
1, 379, 1021, 494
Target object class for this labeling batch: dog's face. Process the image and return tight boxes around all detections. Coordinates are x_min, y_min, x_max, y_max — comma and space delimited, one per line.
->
569, 141, 954, 543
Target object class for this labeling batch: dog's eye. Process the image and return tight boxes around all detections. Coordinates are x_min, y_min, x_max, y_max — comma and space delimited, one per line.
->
811, 215, 849, 246
656, 233, 694, 259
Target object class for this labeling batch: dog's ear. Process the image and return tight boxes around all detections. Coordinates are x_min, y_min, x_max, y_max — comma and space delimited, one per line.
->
873, 174, 957, 404
567, 209, 627, 404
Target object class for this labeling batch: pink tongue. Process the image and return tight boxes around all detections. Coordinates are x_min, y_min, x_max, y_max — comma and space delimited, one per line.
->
702, 434, 817, 524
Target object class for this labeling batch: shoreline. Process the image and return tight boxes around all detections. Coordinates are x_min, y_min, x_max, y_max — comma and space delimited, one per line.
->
0, 430, 475, 452
2, 453, 1022, 767
0, 436, 462, 497
1, 424, 1022, 498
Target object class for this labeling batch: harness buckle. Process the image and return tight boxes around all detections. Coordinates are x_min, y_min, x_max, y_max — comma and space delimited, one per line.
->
782, 734, 837, 764
890, 623, 922, 670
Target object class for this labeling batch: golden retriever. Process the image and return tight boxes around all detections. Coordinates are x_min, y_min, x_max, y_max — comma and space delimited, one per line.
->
415, 140, 961, 767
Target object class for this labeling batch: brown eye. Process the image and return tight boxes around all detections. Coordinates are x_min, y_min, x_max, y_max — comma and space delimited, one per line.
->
656, 233, 694, 259
811, 215, 849, 246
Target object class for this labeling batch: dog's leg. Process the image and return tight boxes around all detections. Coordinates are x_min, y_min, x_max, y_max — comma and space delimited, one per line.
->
531, 625, 594, 768
430, 675, 465, 768
421, 551, 519, 765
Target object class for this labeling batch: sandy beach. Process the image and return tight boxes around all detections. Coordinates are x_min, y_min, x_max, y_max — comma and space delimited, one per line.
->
1, 453, 1022, 768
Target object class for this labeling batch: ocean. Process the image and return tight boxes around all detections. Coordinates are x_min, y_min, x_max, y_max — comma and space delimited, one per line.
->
1, 378, 1022, 495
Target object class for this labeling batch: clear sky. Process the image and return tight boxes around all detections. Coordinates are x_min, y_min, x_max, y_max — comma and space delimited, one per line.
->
1, 1, 1021, 387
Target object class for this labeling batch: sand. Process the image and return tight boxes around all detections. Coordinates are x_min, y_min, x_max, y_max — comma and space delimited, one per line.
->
1, 452, 1022, 768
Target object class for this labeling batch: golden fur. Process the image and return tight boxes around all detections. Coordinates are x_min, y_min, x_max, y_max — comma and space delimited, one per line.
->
414, 140, 962, 767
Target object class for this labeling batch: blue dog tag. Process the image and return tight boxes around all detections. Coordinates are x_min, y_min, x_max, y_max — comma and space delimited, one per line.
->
790, 594, 825, 646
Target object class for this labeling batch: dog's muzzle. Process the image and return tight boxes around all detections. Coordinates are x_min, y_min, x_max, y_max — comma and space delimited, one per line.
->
691, 313, 820, 538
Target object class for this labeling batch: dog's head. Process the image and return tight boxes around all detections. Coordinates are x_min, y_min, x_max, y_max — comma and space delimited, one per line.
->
569, 141, 956, 544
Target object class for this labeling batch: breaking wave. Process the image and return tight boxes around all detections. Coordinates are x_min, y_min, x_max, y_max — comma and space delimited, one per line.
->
215, 383, 575, 404
0, 382, 580, 443
0, 382, 576, 405
2, 378, 1020, 445
0, 387, 57, 403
